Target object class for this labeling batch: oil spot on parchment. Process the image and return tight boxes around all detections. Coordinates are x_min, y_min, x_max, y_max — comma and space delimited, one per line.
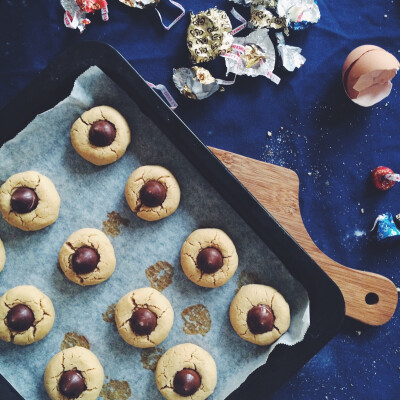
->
140, 347, 164, 371
102, 304, 116, 323
145, 261, 174, 292
100, 379, 131, 400
181, 304, 211, 337
236, 271, 260, 293
102, 211, 130, 237
61, 332, 90, 350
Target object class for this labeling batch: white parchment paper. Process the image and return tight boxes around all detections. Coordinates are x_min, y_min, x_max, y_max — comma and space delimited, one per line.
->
0, 67, 310, 400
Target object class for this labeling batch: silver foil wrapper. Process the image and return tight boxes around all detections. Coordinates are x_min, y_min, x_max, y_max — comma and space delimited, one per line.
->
277, 0, 320, 28
173, 67, 220, 100
276, 32, 306, 71
225, 29, 276, 78
229, 0, 277, 7
119, 0, 160, 9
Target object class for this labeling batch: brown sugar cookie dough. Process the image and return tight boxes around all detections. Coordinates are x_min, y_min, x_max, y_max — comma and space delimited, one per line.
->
229, 284, 290, 346
125, 165, 180, 221
0, 171, 60, 231
180, 228, 238, 288
70, 105, 131, 166
115, 287, 174, 348
0, 285, 55, 345
59, 228, 116, 286
0, 239, 5, 272
44, 346, 104, 400
155, 343, 217, 400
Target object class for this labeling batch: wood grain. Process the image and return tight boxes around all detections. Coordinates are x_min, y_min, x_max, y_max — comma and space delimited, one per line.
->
210, 147, 398, 326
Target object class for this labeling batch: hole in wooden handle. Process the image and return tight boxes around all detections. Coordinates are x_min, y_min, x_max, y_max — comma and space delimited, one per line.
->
365, 292, 379, 305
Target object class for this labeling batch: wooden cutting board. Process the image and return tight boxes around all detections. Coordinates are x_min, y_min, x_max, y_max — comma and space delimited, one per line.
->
210, 147, 398, 326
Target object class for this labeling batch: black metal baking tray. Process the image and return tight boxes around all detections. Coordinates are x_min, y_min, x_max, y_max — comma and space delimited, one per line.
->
0, 41, 345, 400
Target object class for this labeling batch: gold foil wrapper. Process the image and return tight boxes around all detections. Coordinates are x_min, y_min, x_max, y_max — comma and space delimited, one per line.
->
250, 1, 288, 33
187, 7, 233, 64
242, 44, 266, 68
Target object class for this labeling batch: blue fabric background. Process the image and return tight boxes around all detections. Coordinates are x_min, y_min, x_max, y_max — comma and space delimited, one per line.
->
0, 0, 399, 399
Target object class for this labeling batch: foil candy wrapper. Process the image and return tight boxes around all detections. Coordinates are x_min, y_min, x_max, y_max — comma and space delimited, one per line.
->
173, 67, 220, 100
249, 1, 288, 33
119, 0, 160, 9
277, 0, 320, 30
61, 0, 108, 32
224, 29, 279, 84
276, 32, 305, 71
187, 8, 233, 64
371, 213, 400, 242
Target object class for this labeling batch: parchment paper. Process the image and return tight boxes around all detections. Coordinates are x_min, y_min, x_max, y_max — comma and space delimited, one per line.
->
0, 67, 310, 400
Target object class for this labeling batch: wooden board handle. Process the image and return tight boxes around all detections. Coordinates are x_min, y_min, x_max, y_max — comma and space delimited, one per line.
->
210, 147, 398, 326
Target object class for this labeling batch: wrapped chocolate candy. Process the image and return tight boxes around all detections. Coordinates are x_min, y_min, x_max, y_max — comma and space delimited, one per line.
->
224, 29, 280, 84
371, 213, 400, 242
173, 67, 221, 100
371, 166, 400, 191
187, 8, 233, 64
61, 0, 108, 32
276, 32, 305, 71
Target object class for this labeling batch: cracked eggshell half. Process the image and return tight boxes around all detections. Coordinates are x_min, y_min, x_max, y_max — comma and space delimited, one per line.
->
342, 45, 400, 107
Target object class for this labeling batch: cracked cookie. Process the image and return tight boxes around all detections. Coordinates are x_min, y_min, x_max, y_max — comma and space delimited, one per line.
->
180, 228, 238, 288
229, 284, 290, 346
0, 238, 5, 272
155, 343, 217, 400
59, 228, 116, 286
125, 165, 180, 221
115, 287, 174, 348
0, 171, 60, 231
70, 105, 131, 166
44, 346, 104, 400
0, 285, 55, 345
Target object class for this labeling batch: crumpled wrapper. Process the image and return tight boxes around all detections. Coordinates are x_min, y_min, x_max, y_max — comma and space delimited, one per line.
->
276, 32, 305, 71
61, 0, 108, 32
187, 7, 233, 64
225, 29, 276, 78
119, 0, 160, 9
277, 0, 320, 29
249, 0, 288, 33
173, 67, 220, 100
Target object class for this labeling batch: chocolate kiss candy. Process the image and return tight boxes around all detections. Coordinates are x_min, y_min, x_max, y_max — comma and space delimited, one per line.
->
247, 304, 275, 334
89, 120, 116, 147
140, 181, 166, 207
7, 304, 35, 332
11, 187, 38, 214
173, 369, 201, 396
130, 308, 157, 335
197, 247, 223, 274
72, 247, 100, 274
59, 370, 87, 398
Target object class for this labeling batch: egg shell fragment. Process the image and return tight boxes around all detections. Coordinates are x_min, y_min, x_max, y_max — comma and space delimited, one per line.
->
342, 45, 400, 107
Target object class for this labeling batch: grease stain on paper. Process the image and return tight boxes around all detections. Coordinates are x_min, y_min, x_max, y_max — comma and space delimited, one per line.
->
140, 347, 164, 371
181, 304, 211, 336
100, 379, 131, 400
145, 261, 174, 291
61, 332, 90, 350
102, 211, 130, 237
102, 303, 116, 323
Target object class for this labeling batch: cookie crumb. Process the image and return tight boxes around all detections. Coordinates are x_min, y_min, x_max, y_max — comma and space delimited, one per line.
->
267, 131, 272, 137
356, 330, 362, 336
361, 208, 364, 214
308, 172, 312, 176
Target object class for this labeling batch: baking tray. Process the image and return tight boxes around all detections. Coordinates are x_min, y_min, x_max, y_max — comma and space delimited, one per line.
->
0, 41, 344, 399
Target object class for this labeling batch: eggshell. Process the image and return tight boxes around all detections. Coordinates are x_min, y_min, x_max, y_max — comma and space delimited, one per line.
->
342, 45, 400, 107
